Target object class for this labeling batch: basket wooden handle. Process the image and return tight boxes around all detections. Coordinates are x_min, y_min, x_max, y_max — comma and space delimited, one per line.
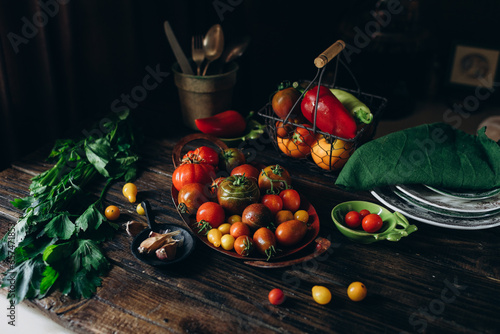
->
314, 40, 346, 68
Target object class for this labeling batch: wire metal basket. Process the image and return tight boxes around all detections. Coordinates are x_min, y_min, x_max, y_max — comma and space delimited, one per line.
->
257, 40, 387, 174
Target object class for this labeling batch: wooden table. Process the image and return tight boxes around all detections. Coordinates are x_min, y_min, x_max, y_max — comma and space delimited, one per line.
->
0, 132, 499, 334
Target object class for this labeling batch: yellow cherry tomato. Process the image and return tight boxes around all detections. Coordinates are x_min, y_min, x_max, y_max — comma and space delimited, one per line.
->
221, 234, 235, 251
312, 285, 331, 305
347, 282, 367, 302
294, 210, 309, 223
207, 229, 222, 247
218, 223, 232, 235
227, 215, 242, 225
122, 183, 138, 203
275, 210, 294, 225
105, 205, 120, 221
136, 203, 145, 215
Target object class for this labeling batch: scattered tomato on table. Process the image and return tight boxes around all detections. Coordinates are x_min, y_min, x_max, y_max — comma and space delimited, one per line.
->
105, 205, 120, 221
122, 183, 138, 203
312, 285, 332, 305
347, 282, 367, 301
268, 288, 286, 305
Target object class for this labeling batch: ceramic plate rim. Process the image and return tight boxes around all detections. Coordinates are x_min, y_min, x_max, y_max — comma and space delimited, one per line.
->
396, 184, 500, 213
371, 187, 500, 230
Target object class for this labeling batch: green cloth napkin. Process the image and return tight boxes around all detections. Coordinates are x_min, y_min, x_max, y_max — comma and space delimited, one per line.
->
335, 123, 500, 191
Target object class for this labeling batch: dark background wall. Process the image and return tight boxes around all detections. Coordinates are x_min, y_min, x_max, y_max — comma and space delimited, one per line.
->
1, 0, 499, 170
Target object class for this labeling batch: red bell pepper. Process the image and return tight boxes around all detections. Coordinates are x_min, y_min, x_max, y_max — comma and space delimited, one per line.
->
301, 85, 357, 139
195, 110, 246, 138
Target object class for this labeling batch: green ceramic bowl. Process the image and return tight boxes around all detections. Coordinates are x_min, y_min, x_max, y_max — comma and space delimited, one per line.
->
220, 112, 266, 147
331, 201, 417, 244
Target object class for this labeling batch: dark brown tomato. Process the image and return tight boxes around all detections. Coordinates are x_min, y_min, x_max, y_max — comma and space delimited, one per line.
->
271, 87, 301, 119
217, 175, 260, 215
177, 183, 212, 215
275, 219, 308, 247
253, 227, 277, 260
241, 203, 273, 231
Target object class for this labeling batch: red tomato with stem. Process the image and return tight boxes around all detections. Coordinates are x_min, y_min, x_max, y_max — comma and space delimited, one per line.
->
279, 189, 301, 212
344, 211, 362, 228
173, 163, 215, 191
195, 202, 225, 235
268, 288, 285, 305
234, 236, 254, 256
253, 227, 277, 260
230, 164, 260, 182
261, 194, 283, 216
362, 214, 383, 233
182, 146, 219, 166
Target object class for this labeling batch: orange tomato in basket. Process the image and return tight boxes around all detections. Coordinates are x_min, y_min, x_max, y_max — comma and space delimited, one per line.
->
277, 126, 316, 159
310, 135, 354, 171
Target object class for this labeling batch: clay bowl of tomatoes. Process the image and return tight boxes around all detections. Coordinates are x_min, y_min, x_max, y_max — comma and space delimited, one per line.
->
331, 201, 417, 244
171, 134, 321, 264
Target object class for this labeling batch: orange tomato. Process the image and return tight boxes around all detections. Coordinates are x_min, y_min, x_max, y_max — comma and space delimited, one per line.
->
310, 135, 354, 171
277, 126, 316, 159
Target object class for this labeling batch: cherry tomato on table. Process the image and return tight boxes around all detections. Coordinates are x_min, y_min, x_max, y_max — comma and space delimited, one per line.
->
347, 282, 367, 302
362, 214, 383, 233
268, 288, 286, 305
105, 205, 120, 221
312, 286, 331, 305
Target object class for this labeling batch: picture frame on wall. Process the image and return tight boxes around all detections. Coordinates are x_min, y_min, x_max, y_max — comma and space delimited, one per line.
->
448, 43, 499, 89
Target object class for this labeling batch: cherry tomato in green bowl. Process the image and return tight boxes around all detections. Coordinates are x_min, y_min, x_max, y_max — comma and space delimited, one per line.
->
331, 201, 417, 244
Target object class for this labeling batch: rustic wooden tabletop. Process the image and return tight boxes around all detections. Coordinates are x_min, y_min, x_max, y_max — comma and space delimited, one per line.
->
0, 131, 499, 334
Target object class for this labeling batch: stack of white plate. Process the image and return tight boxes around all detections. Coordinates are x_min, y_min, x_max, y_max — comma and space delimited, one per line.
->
371, 184, 500, 230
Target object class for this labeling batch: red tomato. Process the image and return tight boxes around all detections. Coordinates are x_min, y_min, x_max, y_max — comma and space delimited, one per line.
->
362, 214, 383, 233
234, 236, 253, 256
172, 163, 215, 191
230, 222, 251, 238
268, 288, 285, 305
261, 194, 283, 216
344, 211, 362, 228
230, 164, 260, 182
182, 146, 219, 166
359, 209, 371, 218
275, 219, 308, 247
279, 189, 301, 212
196, 202, 225, 233
210, 177, 226, 196
253, 227, 277, 260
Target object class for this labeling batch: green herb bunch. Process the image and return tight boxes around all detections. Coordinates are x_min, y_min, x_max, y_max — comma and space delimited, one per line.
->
0, 110, 139, 304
